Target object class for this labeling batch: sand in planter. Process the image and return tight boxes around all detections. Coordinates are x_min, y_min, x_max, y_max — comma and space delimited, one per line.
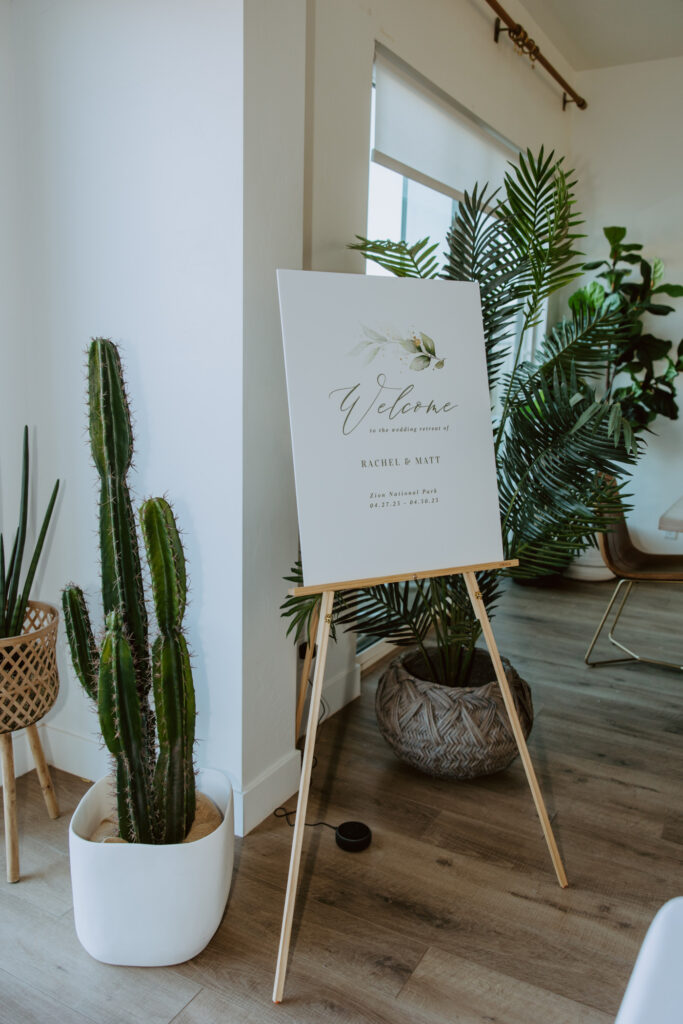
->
89, 792, 223, 844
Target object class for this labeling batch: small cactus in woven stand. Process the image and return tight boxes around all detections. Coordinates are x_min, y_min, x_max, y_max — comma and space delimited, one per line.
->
63, 338, 195, 844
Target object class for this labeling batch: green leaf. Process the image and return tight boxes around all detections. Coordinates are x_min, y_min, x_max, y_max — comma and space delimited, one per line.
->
603, 226, 627, 245
400, 339, 418, 353
410, 355, 431, 371
420, 333, 436, 356
652, 284, 683, 297
349, 236, 441, 279
646, 303, 675, 316
434, 360, 445, 369
581, 260, 606, 271
349, 341, 373, 356
651, 257, 664, 286
568, 281, 606, 314
362, 326, 387, 341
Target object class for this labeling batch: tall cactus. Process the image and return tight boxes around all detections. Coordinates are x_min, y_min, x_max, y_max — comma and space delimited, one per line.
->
141, 497, 196, 843
63, 338, 196, 844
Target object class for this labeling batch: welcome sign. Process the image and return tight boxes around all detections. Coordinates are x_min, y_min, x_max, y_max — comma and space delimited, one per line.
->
277, 270, 503, 588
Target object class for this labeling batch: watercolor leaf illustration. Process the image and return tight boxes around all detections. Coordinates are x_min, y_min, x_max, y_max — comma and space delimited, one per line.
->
349, 325, 446, 370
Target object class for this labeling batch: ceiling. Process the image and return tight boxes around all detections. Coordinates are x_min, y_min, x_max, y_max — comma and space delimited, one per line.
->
519, 0, 683, 70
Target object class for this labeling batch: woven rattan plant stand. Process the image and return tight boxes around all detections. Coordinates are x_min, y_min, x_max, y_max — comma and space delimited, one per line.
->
0, 600, 60, 882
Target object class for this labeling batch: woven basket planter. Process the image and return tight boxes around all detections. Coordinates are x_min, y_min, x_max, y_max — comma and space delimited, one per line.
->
375, 646, 533, 779
0, 601, 59, 735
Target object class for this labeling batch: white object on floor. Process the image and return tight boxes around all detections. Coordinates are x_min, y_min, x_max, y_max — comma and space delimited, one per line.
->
658, 495, 683, 535
564, 545, 615, 581
69, 768, 234, 966
615, 897, 683, 1023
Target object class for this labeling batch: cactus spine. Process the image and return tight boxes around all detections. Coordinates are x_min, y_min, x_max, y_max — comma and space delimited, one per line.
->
63, 338, 196, 844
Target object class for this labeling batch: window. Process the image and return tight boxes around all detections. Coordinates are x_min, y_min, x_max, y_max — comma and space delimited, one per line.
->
359, 49, 544, 665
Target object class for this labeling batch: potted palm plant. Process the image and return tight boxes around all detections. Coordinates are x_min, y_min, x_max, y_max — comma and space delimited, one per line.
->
64, 338, 233, 966
283, 148, 637, 777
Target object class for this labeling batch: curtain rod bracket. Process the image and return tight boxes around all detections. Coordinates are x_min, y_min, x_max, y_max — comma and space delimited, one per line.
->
487, 1, 587, 111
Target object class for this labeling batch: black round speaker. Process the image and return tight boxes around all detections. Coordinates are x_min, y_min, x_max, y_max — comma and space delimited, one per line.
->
335, 820, 372, 853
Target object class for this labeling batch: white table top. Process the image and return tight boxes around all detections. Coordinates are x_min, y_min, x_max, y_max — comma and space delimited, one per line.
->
659, 496, 683, 533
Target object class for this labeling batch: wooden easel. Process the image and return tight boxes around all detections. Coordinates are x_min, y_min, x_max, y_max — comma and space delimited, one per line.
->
273, 558, 568, 1003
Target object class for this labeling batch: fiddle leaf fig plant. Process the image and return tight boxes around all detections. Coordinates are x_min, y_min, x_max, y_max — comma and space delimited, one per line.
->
569, 226, 683, 431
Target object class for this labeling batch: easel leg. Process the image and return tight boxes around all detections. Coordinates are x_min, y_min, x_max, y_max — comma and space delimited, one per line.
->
294, 604, 320, 741
273, 589, 335, 1003
463, 572, 568, 889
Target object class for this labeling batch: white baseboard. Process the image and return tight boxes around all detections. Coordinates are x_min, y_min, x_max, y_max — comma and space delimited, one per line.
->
38, 724, 110, 782
4, 723, 109, 785
234, 664, 362, 837
234, 747, 301, 837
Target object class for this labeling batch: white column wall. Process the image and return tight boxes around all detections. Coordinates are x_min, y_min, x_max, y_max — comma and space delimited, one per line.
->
0, 0, 26, 529
240, 0, 307, 834
6, 0, 245, 797
572, 56, 683, 552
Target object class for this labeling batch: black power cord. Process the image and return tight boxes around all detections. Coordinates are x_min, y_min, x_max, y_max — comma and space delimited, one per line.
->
273, 807, 336, 831
273, 760, 372, 852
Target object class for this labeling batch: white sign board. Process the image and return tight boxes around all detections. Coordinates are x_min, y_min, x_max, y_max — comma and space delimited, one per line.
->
278, 271, 503, 588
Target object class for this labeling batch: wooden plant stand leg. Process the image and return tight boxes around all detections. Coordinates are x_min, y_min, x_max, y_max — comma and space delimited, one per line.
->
463, 572, 568, 889
26, 725, 59, 820
295, 603, 320, 741
273, 589, 335, 1004
0, 733, 19, 883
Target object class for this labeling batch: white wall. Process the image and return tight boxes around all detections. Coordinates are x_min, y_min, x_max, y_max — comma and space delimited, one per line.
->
8, 0, 247, 800
0, 0, 26, 545
0, 0, 33, 776
241, 0, 306, 832
572, 56, 683, 551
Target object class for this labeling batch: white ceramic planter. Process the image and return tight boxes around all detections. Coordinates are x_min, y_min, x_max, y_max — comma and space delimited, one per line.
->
69, 769, 234, 966
564, 545, 615, 581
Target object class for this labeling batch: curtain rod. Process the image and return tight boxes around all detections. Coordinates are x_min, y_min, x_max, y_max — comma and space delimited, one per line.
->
483, 0, 587, 111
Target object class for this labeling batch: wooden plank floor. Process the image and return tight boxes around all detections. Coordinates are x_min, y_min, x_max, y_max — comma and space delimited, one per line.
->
2, 577, 683, 1022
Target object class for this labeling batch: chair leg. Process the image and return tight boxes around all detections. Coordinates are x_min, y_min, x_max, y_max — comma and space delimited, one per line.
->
0, 733, 19, 883
26, 725, 59, 820
585, 578, 634, 666
585, 579, 683, 671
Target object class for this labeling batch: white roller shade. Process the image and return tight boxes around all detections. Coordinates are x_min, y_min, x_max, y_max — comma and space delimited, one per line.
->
373, 47, 517, 201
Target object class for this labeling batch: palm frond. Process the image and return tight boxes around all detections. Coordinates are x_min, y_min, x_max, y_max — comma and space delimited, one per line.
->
499, 367, 639, 576
536, 302, 626, 381
499, 149, 584, 329
443, 183, 526, 391
349, 236, 441, 279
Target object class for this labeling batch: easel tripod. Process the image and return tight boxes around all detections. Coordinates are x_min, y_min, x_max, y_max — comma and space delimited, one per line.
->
273, 558, 568, 1004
